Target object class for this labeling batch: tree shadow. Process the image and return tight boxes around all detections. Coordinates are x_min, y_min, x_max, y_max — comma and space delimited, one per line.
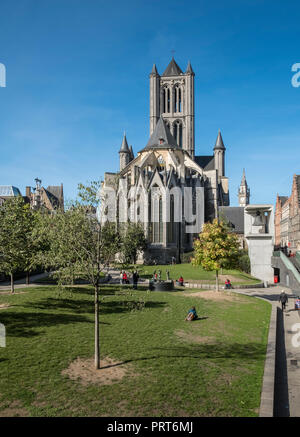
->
0, 311, 92, 338
99, 341, 267, 369
21, 297, 166, 316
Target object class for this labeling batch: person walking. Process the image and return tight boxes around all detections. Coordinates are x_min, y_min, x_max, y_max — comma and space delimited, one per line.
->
120, 271, 123, 285
132, 270, 139, 289
279, 290, 288, 311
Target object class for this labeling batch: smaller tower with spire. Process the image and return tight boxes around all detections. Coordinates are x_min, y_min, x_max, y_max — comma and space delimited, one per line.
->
238, 169, 250, 207
119, 133, 131, 171
213, 130, 226, 177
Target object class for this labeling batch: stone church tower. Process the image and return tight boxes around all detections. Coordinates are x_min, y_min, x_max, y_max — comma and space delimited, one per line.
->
101, 58, 230, 264
150, 58, 195, 158
238, 169, 250, 207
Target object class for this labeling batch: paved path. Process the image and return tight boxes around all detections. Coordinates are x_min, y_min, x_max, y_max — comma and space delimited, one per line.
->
234, 285, 300, 417
0, 272, 49, 292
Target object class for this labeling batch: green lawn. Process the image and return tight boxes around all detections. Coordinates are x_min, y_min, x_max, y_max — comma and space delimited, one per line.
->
131, 263, 261, 285
0, 285, 271, 417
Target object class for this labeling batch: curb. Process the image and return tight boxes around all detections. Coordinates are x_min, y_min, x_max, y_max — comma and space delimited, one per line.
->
259, 303, 277, 417
184, 282, 264, 290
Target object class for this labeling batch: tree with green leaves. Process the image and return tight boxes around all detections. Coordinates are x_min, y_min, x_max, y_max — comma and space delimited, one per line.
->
0, 197, 34, 293
120, 222, 147, 265
39, 181, 120, 369
192, 218, 240, 291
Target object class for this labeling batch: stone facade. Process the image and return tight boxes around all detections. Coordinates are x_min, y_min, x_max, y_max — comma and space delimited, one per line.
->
275, 174, 300, 253
101, 58, 230, 264
244, 204, 274, 283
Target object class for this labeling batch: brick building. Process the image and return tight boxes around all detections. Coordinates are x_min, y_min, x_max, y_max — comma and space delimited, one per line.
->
275, 174, 300, 252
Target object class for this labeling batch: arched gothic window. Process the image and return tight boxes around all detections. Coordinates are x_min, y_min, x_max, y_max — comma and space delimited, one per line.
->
161, 87, 171, 114
173, 120, 183, 148
167, 194, 175, 243
152, 194, 163, 243
174, 85, 182, 113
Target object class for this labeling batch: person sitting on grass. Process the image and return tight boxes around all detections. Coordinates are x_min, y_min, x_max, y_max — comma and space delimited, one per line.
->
185, 306, 198, 321
225, 279, 232, 289
178, 276, 184, 286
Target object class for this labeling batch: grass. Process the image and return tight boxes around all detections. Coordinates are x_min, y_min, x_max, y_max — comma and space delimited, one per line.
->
0, 284, 271, 417
130, 263, 261, 285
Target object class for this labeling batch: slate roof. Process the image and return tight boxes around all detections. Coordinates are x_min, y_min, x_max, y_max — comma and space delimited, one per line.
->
141, 116, 179, 151
214, 130, 226, 150
186, 61, 194, 74
150, 64, 158, 75
162, 57, 183, 77
119, 134, 130, 153
278, 195, 288, 206
219, 206, 245, 234
195, 155, 215, 171
46, 185, 63, 200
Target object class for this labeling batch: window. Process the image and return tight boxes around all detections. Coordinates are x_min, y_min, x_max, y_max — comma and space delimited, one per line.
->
173, 120, 183, 148
151, 192, 163, 243
167, 194, 175, 243
174, 85, 182, 113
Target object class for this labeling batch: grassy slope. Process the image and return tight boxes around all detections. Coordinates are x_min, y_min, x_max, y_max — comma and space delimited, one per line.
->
0, 285, 270, 417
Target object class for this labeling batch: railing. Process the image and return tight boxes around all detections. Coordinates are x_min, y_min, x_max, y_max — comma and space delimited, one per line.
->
277, 251, 300, 284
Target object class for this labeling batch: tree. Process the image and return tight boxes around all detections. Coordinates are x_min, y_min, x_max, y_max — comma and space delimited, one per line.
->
120, 222, 147, 265
40, 181, 120, 369
192, 219, 240, 291
0, 197, 34, 293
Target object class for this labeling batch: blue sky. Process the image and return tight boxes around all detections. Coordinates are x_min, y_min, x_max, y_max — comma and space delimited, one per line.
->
0, 0, 299, 206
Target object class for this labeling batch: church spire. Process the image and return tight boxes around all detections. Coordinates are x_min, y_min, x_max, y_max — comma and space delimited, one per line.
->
162, 57, 183, 76
119, 133, 130, 153
150, 64, 159, 76
119, 133, 131, 171
186, 60, 194, 75
214, 129, 226, 150
238, 168, 250, 207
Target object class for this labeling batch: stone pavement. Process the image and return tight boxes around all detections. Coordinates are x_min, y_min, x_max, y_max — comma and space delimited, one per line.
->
234, 285, 300, 417
0, 272, 49, 291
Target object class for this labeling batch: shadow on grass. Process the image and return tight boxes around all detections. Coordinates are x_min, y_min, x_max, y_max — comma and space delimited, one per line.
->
0, 311, 92, 338
21, 297, 166, 315
100, 342, 267, 369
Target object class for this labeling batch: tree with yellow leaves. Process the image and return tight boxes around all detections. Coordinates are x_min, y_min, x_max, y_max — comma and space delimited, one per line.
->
192, 219, 240, 291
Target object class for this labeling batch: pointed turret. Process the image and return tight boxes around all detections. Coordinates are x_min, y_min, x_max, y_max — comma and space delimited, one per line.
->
119, 133, 131, 171
150, 64, 159, 76
213, 130, 226, 177
129, 145, 134, 160
186, 60, 194, 75
119, 133, 130, 153
162, 57, 183, 76
214, 130, 226, 150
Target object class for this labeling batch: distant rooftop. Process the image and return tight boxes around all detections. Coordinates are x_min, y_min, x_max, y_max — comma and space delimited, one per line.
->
0, 185, 22, 197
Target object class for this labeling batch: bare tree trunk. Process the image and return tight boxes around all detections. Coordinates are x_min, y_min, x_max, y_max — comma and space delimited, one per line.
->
216, 270, 219, 292
10, 273, 14, 294
94, 283, 100, 369
26, 271, 30, 285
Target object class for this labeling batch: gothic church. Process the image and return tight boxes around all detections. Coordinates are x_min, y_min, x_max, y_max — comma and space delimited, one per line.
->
101, 58, 231, 263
